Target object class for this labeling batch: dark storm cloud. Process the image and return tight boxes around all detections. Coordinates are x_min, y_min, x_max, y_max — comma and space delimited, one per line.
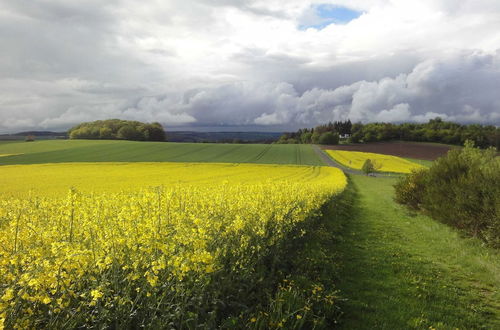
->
176, 50, 500, 126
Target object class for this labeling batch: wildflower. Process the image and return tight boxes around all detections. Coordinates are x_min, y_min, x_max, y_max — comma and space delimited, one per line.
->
90, 289, 103, 301
1, 289, 14, 302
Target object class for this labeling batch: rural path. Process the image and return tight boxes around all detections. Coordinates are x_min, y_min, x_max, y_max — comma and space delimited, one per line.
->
333, 175, 500, 329
312, 144, 361, 174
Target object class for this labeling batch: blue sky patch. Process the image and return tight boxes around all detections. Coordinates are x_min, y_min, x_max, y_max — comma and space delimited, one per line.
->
300, 4, 362, 30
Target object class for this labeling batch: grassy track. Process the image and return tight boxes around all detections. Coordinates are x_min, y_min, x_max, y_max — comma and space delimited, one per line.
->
0, 140, 324, 166
334, 175, 499, 329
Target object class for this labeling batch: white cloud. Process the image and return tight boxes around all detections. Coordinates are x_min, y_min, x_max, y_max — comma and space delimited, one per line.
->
0, 0, 499, 132
375, 103, 411, 122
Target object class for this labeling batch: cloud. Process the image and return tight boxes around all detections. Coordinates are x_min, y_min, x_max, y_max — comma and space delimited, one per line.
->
252, 50, 500, 126
1, 50, 499, 132
39, 97, 197, 130
0, 0, 499, 132
375, 104, 411, 122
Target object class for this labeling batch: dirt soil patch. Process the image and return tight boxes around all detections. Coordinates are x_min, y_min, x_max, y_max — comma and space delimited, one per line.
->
322, 142, 454, 160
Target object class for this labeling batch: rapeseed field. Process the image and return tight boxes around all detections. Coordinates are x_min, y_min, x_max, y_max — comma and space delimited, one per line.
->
326, 150, 425, 173
0, 162, 346, 328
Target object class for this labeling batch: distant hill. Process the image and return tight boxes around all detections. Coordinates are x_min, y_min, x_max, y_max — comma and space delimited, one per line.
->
0, 130, 281, 143
166, 131, 282, 143
13, 131, 67, 137
0, 131, 67, 140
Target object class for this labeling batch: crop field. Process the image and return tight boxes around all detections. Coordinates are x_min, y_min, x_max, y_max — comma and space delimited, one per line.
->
0, 162, 346, 328
0, 140, 324, 166
1, 140, 497, 329
0, 162, 335, 197
322, 141, 455, 160
326, 150, 426, 173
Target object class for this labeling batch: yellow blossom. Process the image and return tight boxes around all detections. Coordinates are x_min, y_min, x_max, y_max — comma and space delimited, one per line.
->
90, 290, 103, 301
326, 150, 425, 173
0, 162, 347, 328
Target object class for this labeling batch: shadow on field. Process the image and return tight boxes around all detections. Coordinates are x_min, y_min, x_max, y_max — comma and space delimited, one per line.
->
229, 181, 359, 329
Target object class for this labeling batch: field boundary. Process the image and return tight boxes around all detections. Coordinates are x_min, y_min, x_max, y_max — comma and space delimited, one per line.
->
244, 178, 356, 328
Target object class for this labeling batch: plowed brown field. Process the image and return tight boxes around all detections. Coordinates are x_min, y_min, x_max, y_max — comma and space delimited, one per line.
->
322, 141, 455, 160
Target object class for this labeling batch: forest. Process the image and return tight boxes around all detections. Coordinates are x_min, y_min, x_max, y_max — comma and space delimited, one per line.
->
278, 118, 499, 149
68, 119, 166, 141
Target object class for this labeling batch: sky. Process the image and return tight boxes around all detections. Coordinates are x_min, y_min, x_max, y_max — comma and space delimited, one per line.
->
0, 0, 499, 133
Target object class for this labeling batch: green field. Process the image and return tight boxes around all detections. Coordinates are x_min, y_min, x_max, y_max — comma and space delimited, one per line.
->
0, 140, 324, 166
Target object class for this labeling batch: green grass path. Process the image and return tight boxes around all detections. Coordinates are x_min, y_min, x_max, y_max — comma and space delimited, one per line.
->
335, 175, 499, 329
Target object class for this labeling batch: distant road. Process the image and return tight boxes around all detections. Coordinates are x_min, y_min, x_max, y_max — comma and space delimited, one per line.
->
312, 145, 361, 174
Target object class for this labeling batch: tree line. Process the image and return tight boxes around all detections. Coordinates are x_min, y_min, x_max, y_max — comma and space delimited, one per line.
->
68, 119, 166, 141
277, 118, 499, 149
277, 120, 352, 145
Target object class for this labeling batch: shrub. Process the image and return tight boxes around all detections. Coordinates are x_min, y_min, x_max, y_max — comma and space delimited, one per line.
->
361, 159, 374, 175
394, 141, 500, 247
393, 168, 428, 210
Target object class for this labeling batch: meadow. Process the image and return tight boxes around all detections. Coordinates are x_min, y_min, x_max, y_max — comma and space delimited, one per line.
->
325, 150, 425, 173
0, 140, 324, 166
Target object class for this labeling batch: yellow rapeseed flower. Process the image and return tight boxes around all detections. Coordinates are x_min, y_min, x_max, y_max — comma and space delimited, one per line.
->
326, 150, 425, 173
1, 289, 14, 302
90, 290, 103, 301
0, 162, 347, 328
